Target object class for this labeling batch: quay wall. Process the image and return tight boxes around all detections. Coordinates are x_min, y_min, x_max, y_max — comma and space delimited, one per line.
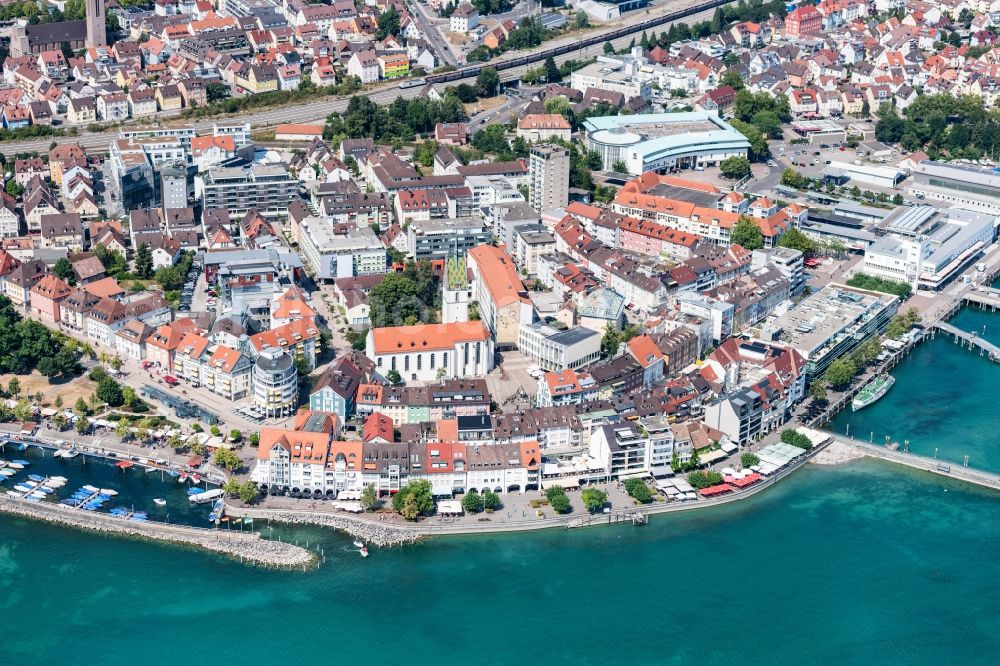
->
0, 497, 315, 568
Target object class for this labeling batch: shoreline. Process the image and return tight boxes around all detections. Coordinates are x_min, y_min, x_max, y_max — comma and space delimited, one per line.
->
0, 496, 315, 568
225, 437, 836, 541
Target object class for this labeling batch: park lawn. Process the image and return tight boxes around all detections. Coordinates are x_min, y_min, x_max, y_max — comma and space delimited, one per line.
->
0, 371, 98, 408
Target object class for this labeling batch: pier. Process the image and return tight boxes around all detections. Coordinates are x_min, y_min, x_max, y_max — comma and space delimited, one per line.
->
931, 321, 1000, 363
829, 435, 1000, 492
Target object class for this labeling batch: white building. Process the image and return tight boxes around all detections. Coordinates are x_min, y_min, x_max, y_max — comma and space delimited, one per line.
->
449, 3, 479, 33
366, 321, 494, 382
517, 322, 602, 372
298, 217, 387, 280
252, 347, 299, 419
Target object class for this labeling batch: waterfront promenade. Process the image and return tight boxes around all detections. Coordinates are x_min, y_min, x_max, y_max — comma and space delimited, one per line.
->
831, 435, 1000, 492
225, 434, 836, 541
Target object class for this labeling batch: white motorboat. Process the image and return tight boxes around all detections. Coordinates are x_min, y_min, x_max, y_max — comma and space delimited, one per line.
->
153, 498, 167, 506
81, 485, 99, 493
99, 489, 119, 496
359, 546, 369, 558
62, 450, 80, 459
353, 540, 364, 548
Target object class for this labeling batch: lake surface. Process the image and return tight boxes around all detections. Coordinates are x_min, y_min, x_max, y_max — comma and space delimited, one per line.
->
2, 313, 1000, 664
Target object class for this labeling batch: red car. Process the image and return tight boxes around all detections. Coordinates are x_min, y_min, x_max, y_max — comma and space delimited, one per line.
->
163, 376, 179, 385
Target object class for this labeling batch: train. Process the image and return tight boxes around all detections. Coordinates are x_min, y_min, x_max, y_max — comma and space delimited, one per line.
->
423, 0, 733, 85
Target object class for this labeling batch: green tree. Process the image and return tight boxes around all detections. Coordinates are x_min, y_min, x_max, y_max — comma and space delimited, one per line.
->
603, 40, 615, 54
206, 82, 229, 102
386, 368, 402, 384
720, 155, 751, 179
375, 7, 401, 40
134, 243, 153, 279
122, 386, 138, 409
740, 452, 760, 467
780, 429, 813, 450
687, 469, 724, 489
483, 489, 501, 511
74, 396, 88, 416
809, 382, 828, 402
580, 488, 608, 513
730, 215, 764, 250
823, 357, 857, 390
223, 478, 241, 497
391, 479, 435, 518
52, 257, 75, 284
720, 69, 745, 91
115, 416, 130, 439
360, 485, 380, 511
612, 158, 629, 172
777, 227, 817, 256
168, 434, 184, 451
238, 481, 258, 504
214, 448, 241, 471
462, 489, 483, 513
7, 377, 20, 398
475, 67, 500, 98
544, 55, 561, 83
624, 478, 652, 503
13, 399, 32, 422
75, 415, 90, 434
545, 486, 572, 514
96, 376, 124, 407
249, 432, 260, 446
400, 493, 420, 521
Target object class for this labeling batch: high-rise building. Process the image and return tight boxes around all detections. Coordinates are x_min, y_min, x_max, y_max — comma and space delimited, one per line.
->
86, 0, 106, 49
529, 145, 569, 212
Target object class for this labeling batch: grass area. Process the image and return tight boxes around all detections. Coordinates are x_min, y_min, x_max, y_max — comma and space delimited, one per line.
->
0, 371, 98, 408
101, 412, 180, 429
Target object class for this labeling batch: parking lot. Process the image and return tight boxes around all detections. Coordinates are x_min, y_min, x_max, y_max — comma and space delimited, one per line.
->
177, 258, 209, 315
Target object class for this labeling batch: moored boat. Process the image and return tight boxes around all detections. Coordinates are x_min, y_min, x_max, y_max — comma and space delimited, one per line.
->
153, 498, 167, 506
852, 374, 896, 411
62, 450, 80, 459
359, 546, 369, 558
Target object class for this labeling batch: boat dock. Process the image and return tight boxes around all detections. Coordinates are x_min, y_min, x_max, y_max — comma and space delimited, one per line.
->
566, 509, 648, 529
931, 321, 1000, 363
830, 435, 1000, 492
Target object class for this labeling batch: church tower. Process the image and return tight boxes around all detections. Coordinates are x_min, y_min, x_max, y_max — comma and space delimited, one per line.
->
86, 0, 107, 49
441, 254, 472, 324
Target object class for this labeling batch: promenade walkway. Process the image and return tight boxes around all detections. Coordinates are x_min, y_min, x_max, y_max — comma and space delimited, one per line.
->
932, 321, 1000, 363
830, 435, 1000, 492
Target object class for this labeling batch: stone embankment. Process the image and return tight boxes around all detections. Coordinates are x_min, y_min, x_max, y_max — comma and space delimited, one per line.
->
0, 497, 314, 568
226, 506, 421, 547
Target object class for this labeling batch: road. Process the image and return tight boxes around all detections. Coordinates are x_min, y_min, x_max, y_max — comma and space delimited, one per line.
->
404, 0, 461, 68
0, 0, 721, 155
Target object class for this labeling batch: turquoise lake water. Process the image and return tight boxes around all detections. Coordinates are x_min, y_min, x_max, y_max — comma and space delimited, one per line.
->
3, 310, 1000, 664
832, 306, 1000, 472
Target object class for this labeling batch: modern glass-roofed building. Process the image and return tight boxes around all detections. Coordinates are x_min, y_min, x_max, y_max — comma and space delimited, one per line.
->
583, 112, 751, 174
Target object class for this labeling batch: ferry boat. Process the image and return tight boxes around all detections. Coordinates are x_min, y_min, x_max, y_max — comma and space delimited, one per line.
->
852, 374, 896, 411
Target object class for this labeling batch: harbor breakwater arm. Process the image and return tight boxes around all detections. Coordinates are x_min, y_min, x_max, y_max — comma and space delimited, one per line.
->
0, 497, 315, 568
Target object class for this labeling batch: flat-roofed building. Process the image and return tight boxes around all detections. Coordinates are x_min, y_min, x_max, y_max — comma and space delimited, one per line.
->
909, 160, 1000, 214
198, 164, 297, 218
406, 217, 491, 261
517, 321, 601, 372
862, 205, 997, 290
762, 283, 899, 379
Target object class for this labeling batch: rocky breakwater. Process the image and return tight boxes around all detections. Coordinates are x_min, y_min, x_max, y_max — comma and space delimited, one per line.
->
227, 506, 421, 547
0, 497, 314, 568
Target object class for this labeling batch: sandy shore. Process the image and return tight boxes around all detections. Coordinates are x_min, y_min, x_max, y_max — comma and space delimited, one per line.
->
0, 497, 315, 568
810, 440, 866, 466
